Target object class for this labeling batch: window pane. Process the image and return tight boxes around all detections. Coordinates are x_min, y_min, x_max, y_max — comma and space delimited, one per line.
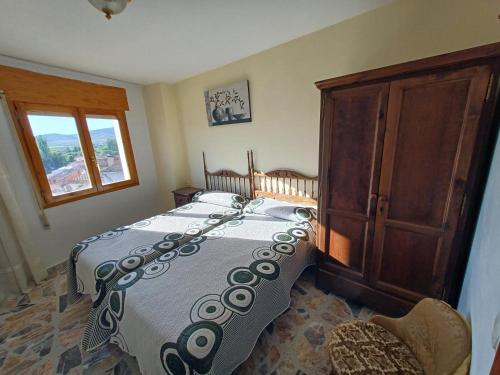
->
86, 115, 131, 185
27, 113, 92, 196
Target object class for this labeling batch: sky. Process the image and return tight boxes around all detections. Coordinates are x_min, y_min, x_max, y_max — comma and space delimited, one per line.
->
28, 114, 117, 136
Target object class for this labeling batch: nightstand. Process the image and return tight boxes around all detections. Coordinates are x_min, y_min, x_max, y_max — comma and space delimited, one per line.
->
172, 187, 203, 208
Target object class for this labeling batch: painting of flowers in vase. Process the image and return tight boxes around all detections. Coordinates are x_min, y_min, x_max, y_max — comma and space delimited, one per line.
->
204, 80, 252, 126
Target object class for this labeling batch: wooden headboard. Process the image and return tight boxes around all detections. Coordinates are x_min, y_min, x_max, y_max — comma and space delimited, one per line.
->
203, 151, 254, 199
249, 150, 318, 205
202, 151, 318, 204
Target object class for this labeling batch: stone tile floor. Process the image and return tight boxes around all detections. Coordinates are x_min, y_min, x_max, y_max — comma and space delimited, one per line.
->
0, 265, 374, 374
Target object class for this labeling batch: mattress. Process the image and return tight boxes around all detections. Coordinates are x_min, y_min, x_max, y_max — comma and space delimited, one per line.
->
104, 212, 316, 375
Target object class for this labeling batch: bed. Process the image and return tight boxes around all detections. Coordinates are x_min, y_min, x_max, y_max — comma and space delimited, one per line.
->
67, 153, 253, 351
69, 150, 319, 372
105, 203, 317, 374
98, 156, 319, 374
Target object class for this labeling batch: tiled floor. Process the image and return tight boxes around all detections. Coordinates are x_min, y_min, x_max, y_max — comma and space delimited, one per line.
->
0, 265, 374, 375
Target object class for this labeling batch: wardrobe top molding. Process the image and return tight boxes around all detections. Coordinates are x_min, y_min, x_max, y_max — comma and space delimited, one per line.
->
315, 42, 500, 90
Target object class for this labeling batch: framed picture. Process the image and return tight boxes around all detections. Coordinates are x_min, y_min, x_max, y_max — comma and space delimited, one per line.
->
204, 80, 252, 126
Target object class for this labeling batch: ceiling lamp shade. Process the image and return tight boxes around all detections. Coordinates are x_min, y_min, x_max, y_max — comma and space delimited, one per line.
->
88, 0, 131, 20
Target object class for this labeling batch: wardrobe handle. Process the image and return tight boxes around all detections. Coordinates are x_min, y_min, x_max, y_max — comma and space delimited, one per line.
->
378, 195, 388, 214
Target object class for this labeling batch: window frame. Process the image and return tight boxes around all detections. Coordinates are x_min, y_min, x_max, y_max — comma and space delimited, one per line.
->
13, 102, 139, 208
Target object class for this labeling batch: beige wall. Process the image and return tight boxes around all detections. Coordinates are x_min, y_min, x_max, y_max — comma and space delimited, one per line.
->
154, 0, 500, 189
143, 84, 189, 209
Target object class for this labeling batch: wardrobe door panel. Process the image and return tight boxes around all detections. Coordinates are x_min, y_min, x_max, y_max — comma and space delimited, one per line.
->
318, 83, 388, 280
328, 91, 382, 214
328, 216, 367, 273
388, 80, 469, 227
378, 228, 440, 296
371, 65, 492, 301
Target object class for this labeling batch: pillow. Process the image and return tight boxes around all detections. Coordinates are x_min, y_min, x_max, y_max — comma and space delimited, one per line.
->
192, 190, 248, 209
244, 197, 317, 223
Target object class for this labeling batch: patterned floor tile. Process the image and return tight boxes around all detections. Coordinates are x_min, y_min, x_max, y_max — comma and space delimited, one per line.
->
0, 267, 374, 374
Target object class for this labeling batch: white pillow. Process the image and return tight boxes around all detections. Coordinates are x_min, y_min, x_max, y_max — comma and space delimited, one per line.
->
244, 197, 317, 222
192, 190, 247, 209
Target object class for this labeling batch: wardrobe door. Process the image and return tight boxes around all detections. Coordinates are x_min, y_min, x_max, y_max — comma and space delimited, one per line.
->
318, 83, 388, 281
371, 66, 492, 301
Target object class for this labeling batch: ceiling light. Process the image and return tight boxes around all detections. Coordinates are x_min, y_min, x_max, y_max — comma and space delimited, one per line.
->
88, 0, 131, 20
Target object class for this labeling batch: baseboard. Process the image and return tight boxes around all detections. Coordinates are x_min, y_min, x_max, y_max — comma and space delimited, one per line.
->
46, 260, 67, 277
316, 267, 414, 317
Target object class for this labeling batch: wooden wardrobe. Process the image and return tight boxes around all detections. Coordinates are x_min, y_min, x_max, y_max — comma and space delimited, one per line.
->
315, 43, 500, 315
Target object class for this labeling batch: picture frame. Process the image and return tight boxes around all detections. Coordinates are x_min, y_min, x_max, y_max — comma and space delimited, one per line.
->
204, 80, 252, 126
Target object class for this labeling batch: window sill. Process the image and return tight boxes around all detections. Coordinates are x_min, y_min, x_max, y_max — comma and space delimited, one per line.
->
43, 180, 139, 208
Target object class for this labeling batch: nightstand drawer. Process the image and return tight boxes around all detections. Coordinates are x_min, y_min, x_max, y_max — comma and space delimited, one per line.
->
172, 187, 203, 208
174, 195, 190, 207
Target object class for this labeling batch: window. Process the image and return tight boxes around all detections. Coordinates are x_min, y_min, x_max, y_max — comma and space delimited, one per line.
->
14, 103, 138, 207
86, 114, 131, 185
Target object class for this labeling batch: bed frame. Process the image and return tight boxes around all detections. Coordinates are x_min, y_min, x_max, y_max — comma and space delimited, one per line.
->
202, 150, 318, 204
203, 151, 254, 199
249, 150, 318, 205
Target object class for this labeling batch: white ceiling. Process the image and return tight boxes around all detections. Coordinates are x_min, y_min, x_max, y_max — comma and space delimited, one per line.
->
0, 0, 390, 84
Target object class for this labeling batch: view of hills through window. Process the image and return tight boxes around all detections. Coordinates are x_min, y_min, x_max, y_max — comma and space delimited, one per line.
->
86, 115, 130, 185
28, 113, 130, 196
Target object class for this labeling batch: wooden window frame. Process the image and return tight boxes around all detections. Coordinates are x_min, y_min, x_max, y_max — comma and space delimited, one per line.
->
12, 102, 139, 208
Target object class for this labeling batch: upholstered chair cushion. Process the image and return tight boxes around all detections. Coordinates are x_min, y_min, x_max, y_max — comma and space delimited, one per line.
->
328, 320, 424, 375
370, 298, 471, 375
